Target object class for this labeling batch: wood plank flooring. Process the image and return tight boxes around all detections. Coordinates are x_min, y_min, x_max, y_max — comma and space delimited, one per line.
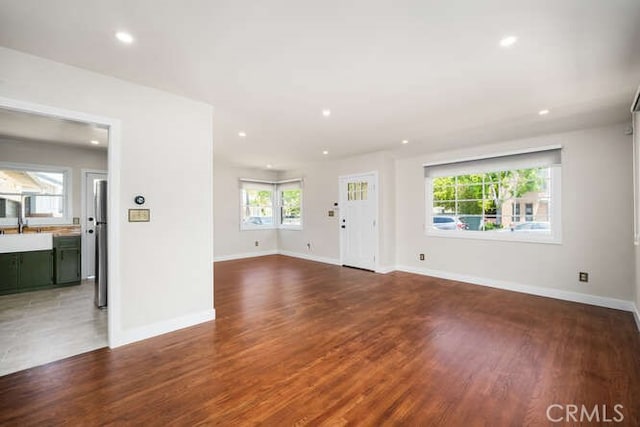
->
0, 255, 638, 425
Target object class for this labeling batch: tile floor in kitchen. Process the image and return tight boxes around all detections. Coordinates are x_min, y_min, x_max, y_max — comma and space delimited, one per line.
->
0, 280, 107, 376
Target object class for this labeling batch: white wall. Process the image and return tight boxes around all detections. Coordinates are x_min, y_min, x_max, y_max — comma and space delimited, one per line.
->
0, 47, 214, 346
213, 161, 279, 259
0, 137, 108, 219
213, 151, 396, 270
396, 124, 634, 302
278, 151, 396, 270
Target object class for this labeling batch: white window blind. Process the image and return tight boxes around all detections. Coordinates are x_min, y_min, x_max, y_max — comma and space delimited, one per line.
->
424, 147, 561, 178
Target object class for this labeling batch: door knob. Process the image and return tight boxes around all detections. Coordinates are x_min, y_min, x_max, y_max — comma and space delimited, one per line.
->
88, 217, 94, 222
341, 225, 346, 229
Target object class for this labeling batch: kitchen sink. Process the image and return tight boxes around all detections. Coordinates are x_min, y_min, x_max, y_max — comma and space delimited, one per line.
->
0, 233, 53, 253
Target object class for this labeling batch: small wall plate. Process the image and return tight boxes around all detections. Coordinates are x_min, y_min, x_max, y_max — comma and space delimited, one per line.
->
128, 209, 150, 222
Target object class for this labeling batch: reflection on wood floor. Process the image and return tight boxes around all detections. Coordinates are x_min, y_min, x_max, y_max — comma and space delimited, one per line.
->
0, 255, 638, 425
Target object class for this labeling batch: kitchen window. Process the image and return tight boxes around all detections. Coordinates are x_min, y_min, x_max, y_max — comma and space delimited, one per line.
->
240, 179, 303, 230
424, 147, 561, 243
0, 162, 72, 226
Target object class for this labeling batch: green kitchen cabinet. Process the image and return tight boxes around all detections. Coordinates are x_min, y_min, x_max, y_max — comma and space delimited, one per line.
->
18, 250, 54, 289
0, 235, 81, 295
0, 253, 19, 292
54, 236, 81, 285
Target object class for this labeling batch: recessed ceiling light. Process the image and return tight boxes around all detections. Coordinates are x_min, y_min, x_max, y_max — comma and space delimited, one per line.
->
322, 109, 331, 117
538, 109, 550, 116
499, 36, 518, 48
266, 164, 272, 169
115, 31, 134, 44
90, 140, 100, 145
238, 131, 247, 137
322, 150, 329, 155
402, 140, 409, 145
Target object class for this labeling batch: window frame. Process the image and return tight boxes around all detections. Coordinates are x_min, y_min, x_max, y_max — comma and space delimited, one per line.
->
239, 178, 303, 231
424, 150, 562, 244
0, 162, 73, 226
239, 180, 276, 231
277, 180, 303, 230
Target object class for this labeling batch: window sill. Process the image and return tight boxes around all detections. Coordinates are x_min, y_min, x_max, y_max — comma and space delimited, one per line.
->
240, 226, 303, 231
240, 226, 276, 231
0, 218, 73, 227
425, 229, 562, 245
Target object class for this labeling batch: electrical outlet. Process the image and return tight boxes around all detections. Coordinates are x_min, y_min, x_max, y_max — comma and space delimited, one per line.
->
419, 253, 425, 261
579, 272, 589, 282
306, 242, 311, 250
255, 241, 259, 247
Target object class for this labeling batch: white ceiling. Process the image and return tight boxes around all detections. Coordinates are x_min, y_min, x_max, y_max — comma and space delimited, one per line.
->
0, 108, 108, 149
0, 0, 638, 170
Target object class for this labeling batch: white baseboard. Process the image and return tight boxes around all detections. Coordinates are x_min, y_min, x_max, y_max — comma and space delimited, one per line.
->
376, 265, 395, 274
214, 250, 278, 262
215, 249, 395, 273
395, 265, 637, 313
278, 250, 341, 266
633, 304, 640, 333
111, 309, 216, 348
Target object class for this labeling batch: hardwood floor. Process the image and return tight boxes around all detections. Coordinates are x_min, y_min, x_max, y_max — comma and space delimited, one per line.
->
0, 255, 638, 425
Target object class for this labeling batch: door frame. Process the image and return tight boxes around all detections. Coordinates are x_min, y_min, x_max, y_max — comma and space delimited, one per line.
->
338, 170, 379, 271
80, 169, 108, 279
0, 96, 121, 349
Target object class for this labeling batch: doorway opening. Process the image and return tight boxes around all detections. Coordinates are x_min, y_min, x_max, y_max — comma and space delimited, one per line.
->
0, 101, 115, 375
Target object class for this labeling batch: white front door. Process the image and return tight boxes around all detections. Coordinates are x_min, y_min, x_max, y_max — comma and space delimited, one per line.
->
339, 172, 378, 271
82, 171, 107, 278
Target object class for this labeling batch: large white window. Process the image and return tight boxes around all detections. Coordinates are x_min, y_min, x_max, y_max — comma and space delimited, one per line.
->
0, 163, 72, 226
240, 179, 303, 230
425, 147, 561, 243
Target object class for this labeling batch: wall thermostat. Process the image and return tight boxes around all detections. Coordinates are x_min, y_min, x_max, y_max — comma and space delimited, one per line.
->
134, 195, 145, 205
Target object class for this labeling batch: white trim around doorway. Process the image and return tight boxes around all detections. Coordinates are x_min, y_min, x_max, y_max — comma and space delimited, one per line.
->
0, 96, 122, 349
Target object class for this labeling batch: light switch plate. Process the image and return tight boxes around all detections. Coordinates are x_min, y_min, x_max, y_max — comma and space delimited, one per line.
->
128, 209, 150, 222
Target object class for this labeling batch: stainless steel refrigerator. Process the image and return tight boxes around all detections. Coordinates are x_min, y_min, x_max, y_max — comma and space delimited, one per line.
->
94, 179, 108, 308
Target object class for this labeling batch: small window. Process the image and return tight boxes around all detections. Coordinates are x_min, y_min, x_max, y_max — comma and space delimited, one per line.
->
525, 203, 534, 221
279, 181, 303, 229
240, 179, 303, 230
425, 148, 561, 243
240, 181, 275, 229
347, 181, 368, 201
512, 202, 521, 222
0, 164, 71, 226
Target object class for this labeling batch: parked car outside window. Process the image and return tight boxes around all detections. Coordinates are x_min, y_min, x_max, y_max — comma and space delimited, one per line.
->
432, 215, 468, 230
